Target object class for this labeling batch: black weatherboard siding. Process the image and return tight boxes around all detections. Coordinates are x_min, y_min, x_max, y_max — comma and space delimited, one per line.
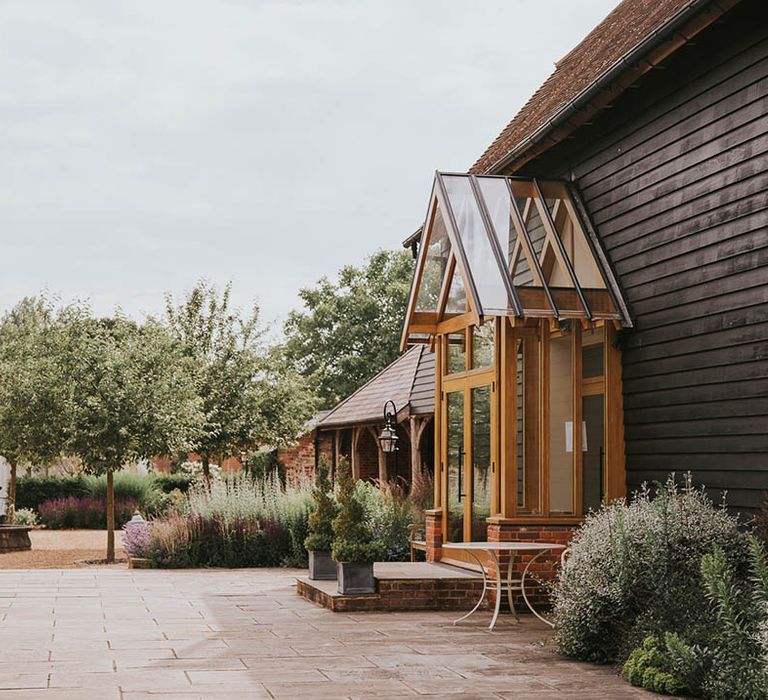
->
523, 0, 768, 513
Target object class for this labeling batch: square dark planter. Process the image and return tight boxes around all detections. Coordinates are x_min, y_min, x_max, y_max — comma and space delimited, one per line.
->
337, 561, 376, 595
308, 550, 337, 580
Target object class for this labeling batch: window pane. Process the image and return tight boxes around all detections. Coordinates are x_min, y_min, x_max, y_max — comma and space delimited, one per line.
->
446, 332, 466, 375
471, 385, 492, 541
442, 175, 510, 312
471, 321, 495, 369
446, 391, 464, 542
415, 205, 451, 312
476, 177, 515, 270
549, 332, 574, 514
582, 326, 605, 378
582, 394, 604, 513
444, 266, 466, 314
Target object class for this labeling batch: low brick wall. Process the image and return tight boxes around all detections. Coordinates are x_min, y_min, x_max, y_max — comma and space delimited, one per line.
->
297, 576, 488, 613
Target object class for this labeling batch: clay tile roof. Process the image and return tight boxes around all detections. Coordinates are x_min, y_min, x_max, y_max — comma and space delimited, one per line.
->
318, 346, 434, 428
471, 0, 699, 174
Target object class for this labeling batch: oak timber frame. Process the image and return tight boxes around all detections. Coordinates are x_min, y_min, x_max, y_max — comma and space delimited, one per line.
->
432, 315, 625, 538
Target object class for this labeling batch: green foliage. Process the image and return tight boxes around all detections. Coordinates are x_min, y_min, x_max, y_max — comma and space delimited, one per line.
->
693, 541, 768, 699
152, 473, 194, 494
553, 474, 751, 664
304, 459, 337, 552
38, 495, 139, 529
15, 472, 185, 514
331, 458, 383, 564
83, 472, 165, 513
183, 472, 314, 568
144, 513, 283, 568
165, 281, 316, 471
15, 475, 90, 511
244, 450, 286, 484
622, 636, 686, 696
12, 508, 38, 527
62, 315, 203, 476
354, 480, 412, 561
284, 249, 413, 407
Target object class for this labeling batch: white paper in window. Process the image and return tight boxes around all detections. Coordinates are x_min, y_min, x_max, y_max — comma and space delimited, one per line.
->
565, 421, 573, 453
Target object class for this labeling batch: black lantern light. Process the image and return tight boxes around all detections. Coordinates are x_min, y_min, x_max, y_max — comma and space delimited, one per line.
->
378, 400, 399, 454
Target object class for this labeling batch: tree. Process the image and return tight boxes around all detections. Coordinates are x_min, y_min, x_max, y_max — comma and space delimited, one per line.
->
0, 297, 70, 522
165, 281, 315, 479
284, 249, 414, 408
62, 315, 202, 562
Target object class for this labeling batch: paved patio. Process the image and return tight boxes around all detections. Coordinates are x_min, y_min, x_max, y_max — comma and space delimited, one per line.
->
0, 567, 655, 699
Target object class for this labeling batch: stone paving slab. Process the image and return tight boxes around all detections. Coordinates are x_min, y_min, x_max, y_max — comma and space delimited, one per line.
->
0, 567, 659, 698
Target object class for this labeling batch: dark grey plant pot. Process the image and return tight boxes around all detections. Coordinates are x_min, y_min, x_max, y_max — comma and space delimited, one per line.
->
337, 561, 376, 595
308, 550, 337, 580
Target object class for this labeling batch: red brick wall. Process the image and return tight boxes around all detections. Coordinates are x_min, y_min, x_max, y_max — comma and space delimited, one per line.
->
278, 431, 334, 485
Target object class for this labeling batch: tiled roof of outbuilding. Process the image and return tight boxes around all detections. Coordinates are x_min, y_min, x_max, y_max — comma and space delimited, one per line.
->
318, 346, 434, 428
471, 0, 721, 173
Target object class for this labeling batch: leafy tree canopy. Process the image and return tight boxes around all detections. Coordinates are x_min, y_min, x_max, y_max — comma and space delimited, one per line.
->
284, 249, 413, 408
165, 281, 316, 470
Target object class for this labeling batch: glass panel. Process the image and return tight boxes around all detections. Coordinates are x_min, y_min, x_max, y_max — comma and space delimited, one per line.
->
471, 321, 495, 369
582, 394, 605, 513
441, 175, 510, 312
471, 385, 492, 541
415, 204, 451, 312
446, 391, 465, 542
444, 266, 466, 315
582, 327, 605, 379
446, 331, 466, 375
476, 177, 515, 269
541, 187, 606, 290
549, 332, 574, 514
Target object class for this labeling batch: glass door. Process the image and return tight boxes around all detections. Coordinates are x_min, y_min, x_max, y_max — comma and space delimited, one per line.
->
442, 380, 495, 547
445, 390, 465, 543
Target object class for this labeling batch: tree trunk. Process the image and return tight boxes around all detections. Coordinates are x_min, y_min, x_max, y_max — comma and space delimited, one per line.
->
201, 454, 211, 483
106, 469, 115, 563
7, 460, 16, 525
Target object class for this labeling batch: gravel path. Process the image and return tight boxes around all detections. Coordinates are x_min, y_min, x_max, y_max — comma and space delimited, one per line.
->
0, 530, 126, 569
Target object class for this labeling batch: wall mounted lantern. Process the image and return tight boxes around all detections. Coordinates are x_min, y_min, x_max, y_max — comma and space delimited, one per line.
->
378, 401, 399, 454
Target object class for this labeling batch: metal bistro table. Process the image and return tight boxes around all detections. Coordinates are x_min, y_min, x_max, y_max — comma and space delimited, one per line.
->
442, 541, 566, 630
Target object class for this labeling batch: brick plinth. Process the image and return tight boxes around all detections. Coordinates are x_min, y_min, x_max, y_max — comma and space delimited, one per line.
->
487, 522, 575, 610
296, 576, 487, 613
425, 509, 442, 563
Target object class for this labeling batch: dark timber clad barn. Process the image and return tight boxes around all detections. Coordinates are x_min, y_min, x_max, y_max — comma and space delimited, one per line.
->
401, 0, 767, 565
497, 0, 768, 514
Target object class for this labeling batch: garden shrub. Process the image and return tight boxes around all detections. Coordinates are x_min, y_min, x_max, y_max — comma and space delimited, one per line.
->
146, 471, 313, 568
12, 508, 38, 526
553, 474, 751, 664
84, 472, 165, 513
621, 635, 687, 696
304, 459, 337, 552
332, 458, 383, 564
15, 475, 89, 510
355, 479, 412, 561
38, 495, 139, 529
16, 472, 174, 513
144, 513, 283, 568
152, 473, 194, 494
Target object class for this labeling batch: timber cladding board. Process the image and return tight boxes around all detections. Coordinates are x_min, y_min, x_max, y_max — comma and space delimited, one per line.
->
516, 0, 768, 512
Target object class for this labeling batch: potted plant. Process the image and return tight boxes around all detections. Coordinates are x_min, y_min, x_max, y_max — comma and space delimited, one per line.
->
331, 457, 382, 594
304, 458, 338, 580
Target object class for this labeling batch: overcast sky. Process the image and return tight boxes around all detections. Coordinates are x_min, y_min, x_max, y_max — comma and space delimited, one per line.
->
0, 0, 617, 333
